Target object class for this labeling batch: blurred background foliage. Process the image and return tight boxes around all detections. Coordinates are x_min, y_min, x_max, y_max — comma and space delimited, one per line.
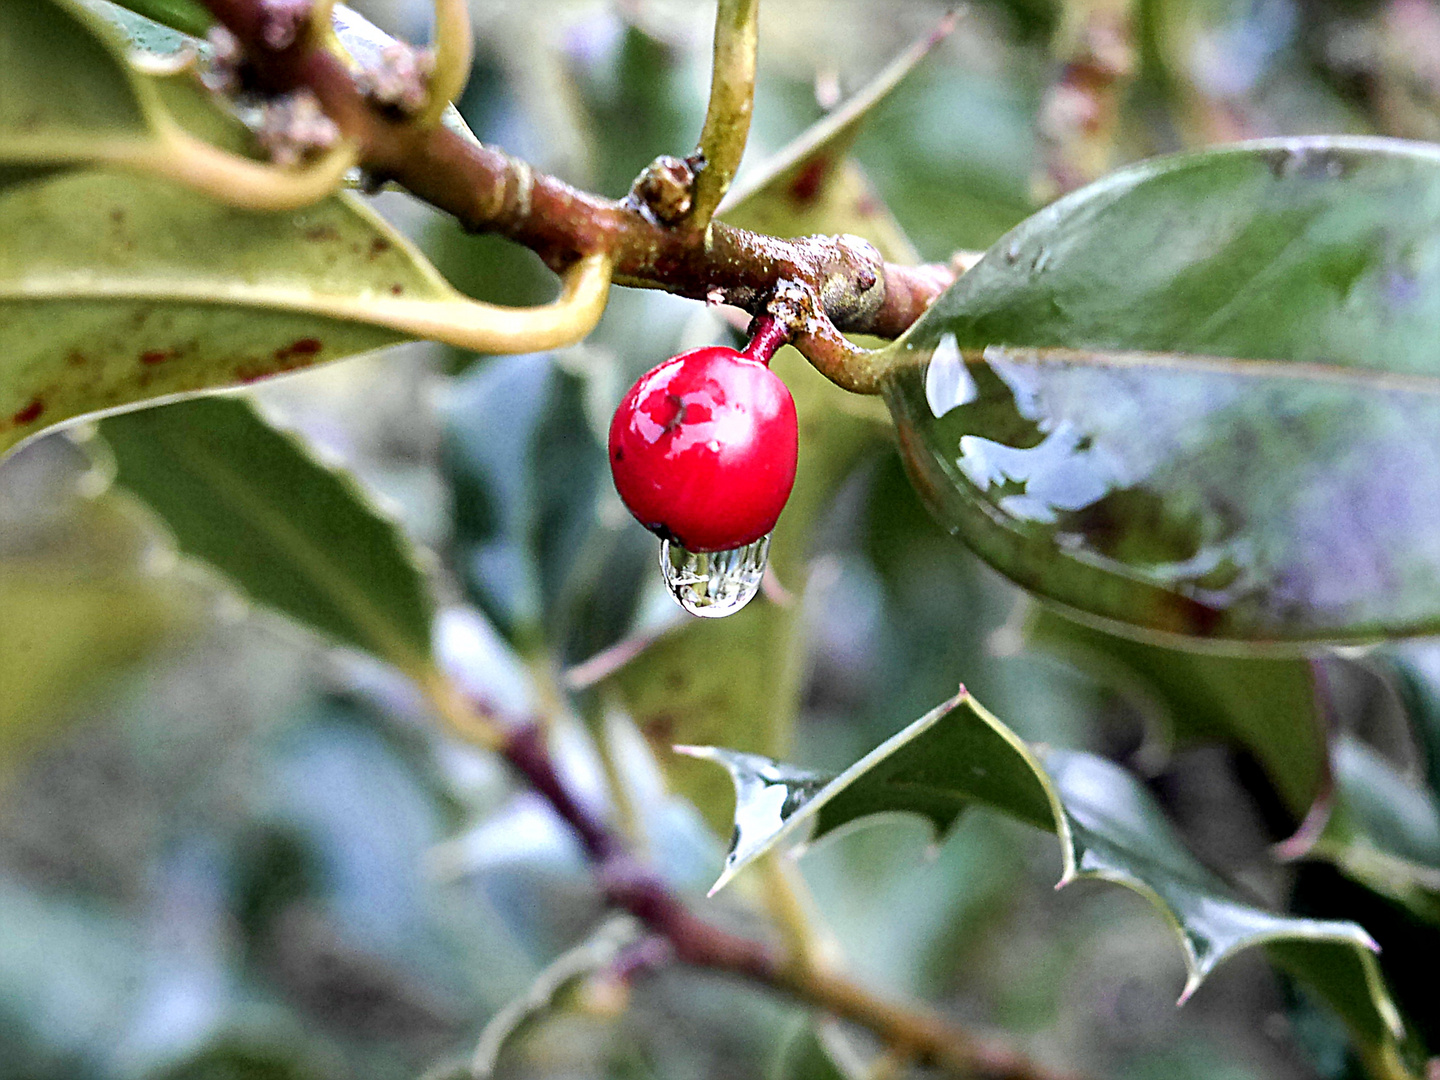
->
8, 0, 1440, 1078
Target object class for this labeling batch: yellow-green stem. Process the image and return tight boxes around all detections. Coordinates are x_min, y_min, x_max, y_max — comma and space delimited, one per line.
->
690, 0, 760, 231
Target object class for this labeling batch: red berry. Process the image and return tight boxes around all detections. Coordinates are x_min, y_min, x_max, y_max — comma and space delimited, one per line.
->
609, 345, 799, 553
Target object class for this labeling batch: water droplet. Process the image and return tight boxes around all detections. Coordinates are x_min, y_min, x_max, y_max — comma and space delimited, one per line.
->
660, 534, 770, 617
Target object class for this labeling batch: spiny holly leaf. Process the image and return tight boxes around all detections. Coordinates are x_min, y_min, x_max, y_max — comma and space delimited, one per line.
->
683, 689, 1422, 1072
1026, 606, 1327, 818
881, 137, 1440, 644
101, 396, 436, 676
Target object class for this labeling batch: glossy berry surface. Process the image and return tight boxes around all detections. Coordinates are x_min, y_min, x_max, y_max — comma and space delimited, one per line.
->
609, 346, 798, 553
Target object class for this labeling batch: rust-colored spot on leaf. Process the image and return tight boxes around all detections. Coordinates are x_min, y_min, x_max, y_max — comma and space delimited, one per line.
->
274, 338, 323, 363
66, 351, 88, 368
140, 349, 173, 366
304, 224, 341, 242
787, 156, 831, 206
369, 237, 393, 258
644, 713, 677, 744
12, 399, 44, 426
389, 283, 404, 295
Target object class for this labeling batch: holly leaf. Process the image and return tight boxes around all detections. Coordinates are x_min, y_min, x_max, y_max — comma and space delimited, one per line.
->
441, 352, 618, 655
1025, 606, 1327, 818
100, 396, 436, 675
0, 1, 541, 459
882, 137, 1440, 643
683, 689, 1422, 1072
1289, 645, 1440, 926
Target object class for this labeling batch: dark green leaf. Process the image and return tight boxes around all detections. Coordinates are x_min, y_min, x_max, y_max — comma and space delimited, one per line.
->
685, 689, 1421, 1071
881, 137, 1440, 643
1308, 738, 1440, 924
1026, 606, 1327, 817
101, 396, 436, 674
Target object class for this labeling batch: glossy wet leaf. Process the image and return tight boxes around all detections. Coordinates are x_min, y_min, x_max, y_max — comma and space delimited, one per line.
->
882, 137, 1440, 643
101, 396, 436, 674
1026, 606, 1326, 816
685, 689, 1421, 1071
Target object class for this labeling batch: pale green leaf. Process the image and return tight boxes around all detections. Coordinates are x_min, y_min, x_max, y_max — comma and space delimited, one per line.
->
0, 156, 520, 457
100, 396, 436, 674
0, 2, 525, 458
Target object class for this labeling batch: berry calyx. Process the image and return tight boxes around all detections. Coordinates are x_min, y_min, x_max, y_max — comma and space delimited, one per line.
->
609, 345, 799, 553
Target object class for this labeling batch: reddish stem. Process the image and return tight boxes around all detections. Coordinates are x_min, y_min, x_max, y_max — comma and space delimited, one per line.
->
739, 313, 791, 365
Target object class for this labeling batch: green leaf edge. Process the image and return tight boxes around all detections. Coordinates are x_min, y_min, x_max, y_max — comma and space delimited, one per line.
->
881, 132, 1440, 375
100, 395, 438, 674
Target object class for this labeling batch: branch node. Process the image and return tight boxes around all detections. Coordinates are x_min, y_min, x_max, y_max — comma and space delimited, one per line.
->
257, 0, 310, 50
628, 154, 698, 225
819, 233, 886, 327
254, 87, 342, 166
355, 42, 436, 118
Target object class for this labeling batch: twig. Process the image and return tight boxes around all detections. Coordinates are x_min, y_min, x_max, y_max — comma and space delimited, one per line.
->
497, 720, 1080, 1080
194, 0, 956, 392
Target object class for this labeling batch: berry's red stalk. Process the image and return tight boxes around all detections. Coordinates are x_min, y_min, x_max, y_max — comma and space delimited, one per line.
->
739, 314, 791, 365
